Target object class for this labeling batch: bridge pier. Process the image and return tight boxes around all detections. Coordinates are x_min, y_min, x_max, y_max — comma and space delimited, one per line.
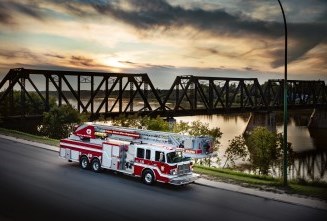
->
308, 108, 327, 129
243, 111, 276, 135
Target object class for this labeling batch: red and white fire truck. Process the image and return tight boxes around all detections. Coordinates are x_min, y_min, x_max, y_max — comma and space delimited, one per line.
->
59, 124, 214, 185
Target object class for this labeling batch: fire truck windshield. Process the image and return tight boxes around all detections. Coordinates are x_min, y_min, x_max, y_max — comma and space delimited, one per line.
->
166, 151, 183, 163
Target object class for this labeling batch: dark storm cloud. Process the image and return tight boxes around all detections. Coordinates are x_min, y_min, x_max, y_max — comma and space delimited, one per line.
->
270, 23, 327, 68
0, 1, 45, 22
317, 9, 327, 22
9, 1, 44, 20
0, 2, 14, 24
85, 0, 282, 38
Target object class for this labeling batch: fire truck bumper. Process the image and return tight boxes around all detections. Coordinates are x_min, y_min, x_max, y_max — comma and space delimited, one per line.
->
169, 173, 199, 185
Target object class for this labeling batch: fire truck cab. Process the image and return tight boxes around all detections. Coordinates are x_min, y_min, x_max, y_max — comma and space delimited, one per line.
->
59, 124, 198, 185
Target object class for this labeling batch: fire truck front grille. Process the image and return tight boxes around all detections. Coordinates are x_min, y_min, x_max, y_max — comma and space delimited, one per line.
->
177, 164, 191, 175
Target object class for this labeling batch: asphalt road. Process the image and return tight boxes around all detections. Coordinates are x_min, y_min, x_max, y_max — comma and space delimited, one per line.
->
0, 138, 326, 221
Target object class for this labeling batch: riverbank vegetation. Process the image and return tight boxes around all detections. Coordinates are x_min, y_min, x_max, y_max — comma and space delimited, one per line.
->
223, 127, 294, 176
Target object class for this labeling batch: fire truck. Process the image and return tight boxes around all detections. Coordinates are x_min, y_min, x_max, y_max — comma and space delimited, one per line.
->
59, 124, 214, 185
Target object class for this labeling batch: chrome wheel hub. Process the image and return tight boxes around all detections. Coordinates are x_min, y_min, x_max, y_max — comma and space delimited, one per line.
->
145, 173, 152, 183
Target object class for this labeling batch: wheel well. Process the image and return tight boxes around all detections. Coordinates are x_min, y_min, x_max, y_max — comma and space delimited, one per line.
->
80, 155, 88, 162
142, 168, 156, 181
91, 157, 100, 163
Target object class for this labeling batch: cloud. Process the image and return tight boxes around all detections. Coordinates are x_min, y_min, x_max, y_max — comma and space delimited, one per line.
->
44, 53, 65, 59
9, 1, 44, 20
70, 55, 97, 67
0, 0, 326, 75
0, 48, 40, 61
0, 1, 45, 23
56, 0, 326, 69
0, 2, 14, 24
83, 0, 281, 38
119, 60, 136, 65
69, 55, 111, 69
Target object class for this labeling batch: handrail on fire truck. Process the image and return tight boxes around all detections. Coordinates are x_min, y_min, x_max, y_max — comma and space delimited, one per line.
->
82, 124, 215, 158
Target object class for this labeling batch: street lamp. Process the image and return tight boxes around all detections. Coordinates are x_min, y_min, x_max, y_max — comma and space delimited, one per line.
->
277, 0, 288, 186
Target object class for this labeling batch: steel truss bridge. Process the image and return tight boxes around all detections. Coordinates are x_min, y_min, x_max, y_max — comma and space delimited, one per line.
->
0, 68, 326, 119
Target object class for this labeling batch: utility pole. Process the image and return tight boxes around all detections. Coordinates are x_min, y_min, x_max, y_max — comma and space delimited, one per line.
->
277, 0, 288, 186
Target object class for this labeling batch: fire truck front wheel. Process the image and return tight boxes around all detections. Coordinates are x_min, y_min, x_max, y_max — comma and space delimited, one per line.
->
91, 158, 101, 172
80, 156, 89, 169
142, 169, 155, 185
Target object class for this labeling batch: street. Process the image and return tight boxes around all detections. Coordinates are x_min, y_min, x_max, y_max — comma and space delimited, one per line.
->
0, 137, 326, 221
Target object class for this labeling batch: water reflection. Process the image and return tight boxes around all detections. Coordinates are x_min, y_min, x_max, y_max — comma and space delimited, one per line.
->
176, 110, 327, 181
176, 114, 250, 153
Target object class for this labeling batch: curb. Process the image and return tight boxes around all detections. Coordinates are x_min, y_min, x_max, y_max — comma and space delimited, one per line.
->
195, 178, 327, 211
0, 133, 326, 211
0, 134, 59, 152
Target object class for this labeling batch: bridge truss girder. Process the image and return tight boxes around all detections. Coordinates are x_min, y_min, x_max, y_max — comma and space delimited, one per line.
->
163, 76, 268, 113
0, 68, 326, 119
264, 79, 327, 107
0, 68, 164, 119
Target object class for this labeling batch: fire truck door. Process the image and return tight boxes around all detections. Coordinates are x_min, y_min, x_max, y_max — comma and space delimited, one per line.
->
111, 145, 120, 170
102, 144, 112, 168
102, 144, 121, 170
65, 149, 71, 160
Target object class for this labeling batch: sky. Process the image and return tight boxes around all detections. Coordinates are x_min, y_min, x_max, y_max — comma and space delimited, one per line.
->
0, 0, 326, 88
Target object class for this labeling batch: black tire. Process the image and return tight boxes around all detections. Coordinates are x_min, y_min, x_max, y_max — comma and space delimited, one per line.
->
91, 158, 101, 172
142, 169, 155, 185
80, 156, 89, 169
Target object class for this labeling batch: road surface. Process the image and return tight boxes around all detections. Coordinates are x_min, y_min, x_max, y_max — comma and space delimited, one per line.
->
0, 137, 326, 221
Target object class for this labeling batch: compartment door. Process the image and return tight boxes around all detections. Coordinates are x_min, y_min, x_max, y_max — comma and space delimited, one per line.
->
102, 144, 113, 168
65, 148, 71, 159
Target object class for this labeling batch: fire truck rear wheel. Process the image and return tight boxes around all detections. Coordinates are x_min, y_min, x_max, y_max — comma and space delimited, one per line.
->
91, 158, 101, 172
80, 156, 89, 169
142, 169, 155, 185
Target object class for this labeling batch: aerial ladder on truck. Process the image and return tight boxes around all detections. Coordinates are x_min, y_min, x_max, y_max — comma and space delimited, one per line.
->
86, 124, 215, 159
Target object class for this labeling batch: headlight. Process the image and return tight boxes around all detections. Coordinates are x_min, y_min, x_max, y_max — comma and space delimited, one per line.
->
170, 168, 177, 175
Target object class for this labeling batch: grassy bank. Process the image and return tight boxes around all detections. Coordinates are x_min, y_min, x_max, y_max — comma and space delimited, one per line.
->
194, 165, 327, 201
0, 127, 59, 146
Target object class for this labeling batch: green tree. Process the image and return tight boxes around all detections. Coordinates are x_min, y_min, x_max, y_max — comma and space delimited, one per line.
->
143, 116, 170, 131
41, 105, 82, 139
172, 120, 190, 133
186, 121, 222, 152
0, 91, 57, 116
245, 127, 291, 175
223, 135, 248, 168
112, 114, 142, 128
174, 120, 223, 168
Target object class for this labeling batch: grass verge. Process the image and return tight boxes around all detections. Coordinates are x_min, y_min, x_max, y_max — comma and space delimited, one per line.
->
0, 127, 59, 146
194, 164, 327, 201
